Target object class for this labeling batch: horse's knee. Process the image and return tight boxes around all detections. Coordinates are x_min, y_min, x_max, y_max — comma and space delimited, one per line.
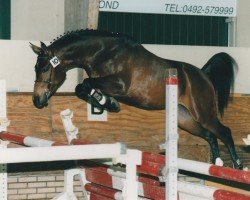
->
75, 83, 91, 101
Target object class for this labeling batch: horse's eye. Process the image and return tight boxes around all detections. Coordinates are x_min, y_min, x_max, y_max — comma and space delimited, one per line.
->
42, 67, 49, 73
47, 83, 51, 89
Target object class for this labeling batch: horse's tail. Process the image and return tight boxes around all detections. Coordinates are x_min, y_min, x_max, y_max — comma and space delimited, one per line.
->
201, 52, 238, 116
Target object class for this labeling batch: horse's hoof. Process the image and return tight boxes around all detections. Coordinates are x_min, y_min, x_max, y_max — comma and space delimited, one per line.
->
215, 157, 224, 166
233, 159, 244, 170
106, 97, 120, 112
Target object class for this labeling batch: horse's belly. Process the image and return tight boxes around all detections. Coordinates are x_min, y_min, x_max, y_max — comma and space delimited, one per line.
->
127, 80, 165, 109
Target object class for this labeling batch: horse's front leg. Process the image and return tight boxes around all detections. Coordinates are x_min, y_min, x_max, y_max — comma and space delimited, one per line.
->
75, 76, 124, 112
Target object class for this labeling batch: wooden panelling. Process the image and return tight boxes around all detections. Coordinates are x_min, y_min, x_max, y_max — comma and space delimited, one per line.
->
7, 94, 52, 136
5, 93, 250, 167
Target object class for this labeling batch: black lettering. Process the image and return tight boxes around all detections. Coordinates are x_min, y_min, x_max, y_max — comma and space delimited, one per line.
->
53, 59, 59, 64
106, 1, 112, 9
99, 0, 105, 8
170, 4, 176, 12
113, 1, 119, 9
165, 4, 171, 11
175, 5, 181, 12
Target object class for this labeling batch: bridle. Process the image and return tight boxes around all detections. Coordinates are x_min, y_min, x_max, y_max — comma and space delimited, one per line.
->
34, 55, 61, 87
34, 55, 61, 100
34, 63, 53, 88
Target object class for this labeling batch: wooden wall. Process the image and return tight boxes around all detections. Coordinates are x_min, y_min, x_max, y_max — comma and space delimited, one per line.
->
6, 93, 250, 168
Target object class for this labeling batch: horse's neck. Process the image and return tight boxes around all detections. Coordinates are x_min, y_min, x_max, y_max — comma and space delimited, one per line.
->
54, 39, 107, 73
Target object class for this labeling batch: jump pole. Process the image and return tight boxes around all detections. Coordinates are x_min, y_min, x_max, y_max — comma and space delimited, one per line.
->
177, 158, 250, 184
0, 143, 125, 164
0, 131, 64, 146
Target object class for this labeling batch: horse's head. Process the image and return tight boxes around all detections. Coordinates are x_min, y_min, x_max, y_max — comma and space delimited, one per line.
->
30, 42, 66, 109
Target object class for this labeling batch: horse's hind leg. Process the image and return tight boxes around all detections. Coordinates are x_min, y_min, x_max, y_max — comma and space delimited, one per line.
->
178, 105, 221, 164
205, 121, 243, 169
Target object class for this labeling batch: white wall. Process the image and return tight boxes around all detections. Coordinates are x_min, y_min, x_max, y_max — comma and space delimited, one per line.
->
236, 0, 250, 47
11, 0, 98, 41
144, 45, 250, 94
0, 40, 249, 94
0, 40, 79, 92
11, 0, 65, 41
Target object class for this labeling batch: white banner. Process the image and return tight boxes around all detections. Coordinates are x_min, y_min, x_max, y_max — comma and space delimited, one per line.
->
99, 0, 237, 17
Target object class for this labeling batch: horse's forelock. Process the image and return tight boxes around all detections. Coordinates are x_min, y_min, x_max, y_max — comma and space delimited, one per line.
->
35, 54, 50, 73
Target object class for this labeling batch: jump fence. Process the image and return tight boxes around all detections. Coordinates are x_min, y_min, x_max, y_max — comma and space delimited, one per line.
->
0, 131, 249, 200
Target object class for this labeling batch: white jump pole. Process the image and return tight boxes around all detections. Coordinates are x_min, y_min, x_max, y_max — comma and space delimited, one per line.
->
165, 68, 179, 200
0, 143, 125, 164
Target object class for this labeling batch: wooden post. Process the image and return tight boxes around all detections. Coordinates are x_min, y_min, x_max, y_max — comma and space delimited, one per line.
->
64, 0, 99, 31
87, 0, 100, 29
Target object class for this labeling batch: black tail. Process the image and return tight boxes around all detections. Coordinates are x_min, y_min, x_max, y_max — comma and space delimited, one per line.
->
201, 52, 238, 116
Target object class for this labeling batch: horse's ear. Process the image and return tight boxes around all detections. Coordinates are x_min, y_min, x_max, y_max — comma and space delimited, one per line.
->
40, 42, 47, 52
30, 43, 41, 55
40, 41, 52, 56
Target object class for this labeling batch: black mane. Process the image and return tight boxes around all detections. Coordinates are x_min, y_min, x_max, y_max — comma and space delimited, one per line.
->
49, 29, 134, 47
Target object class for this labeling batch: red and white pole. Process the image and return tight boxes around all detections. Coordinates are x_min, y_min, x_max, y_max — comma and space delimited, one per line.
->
0, 131, 64, 146
178, 158, 250, 185
178, 181, 250, 200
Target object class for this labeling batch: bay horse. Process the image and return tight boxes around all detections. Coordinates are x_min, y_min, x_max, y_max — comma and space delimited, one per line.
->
30, 29, 243, 169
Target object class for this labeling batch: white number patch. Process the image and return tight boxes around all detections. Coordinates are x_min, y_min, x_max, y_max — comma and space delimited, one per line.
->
50, 56, 60, 68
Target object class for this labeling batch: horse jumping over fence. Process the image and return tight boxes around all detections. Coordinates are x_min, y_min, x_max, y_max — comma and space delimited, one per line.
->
30, 29, 243, 169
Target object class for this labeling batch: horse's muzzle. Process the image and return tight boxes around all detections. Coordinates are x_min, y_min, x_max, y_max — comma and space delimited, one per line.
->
33, 95, 48, 109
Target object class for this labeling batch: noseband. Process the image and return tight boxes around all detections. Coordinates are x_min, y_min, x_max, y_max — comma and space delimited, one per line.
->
34, 65, 53, 86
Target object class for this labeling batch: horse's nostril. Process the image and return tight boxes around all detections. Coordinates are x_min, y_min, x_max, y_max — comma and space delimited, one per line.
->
33, 95, 48, 109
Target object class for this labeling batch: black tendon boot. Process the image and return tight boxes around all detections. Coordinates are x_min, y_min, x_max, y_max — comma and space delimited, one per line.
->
75, 83, 91, 102
90, 89, 120, 112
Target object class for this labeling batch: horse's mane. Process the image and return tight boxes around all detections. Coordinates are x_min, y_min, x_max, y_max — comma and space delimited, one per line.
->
49, 29, 134, 47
